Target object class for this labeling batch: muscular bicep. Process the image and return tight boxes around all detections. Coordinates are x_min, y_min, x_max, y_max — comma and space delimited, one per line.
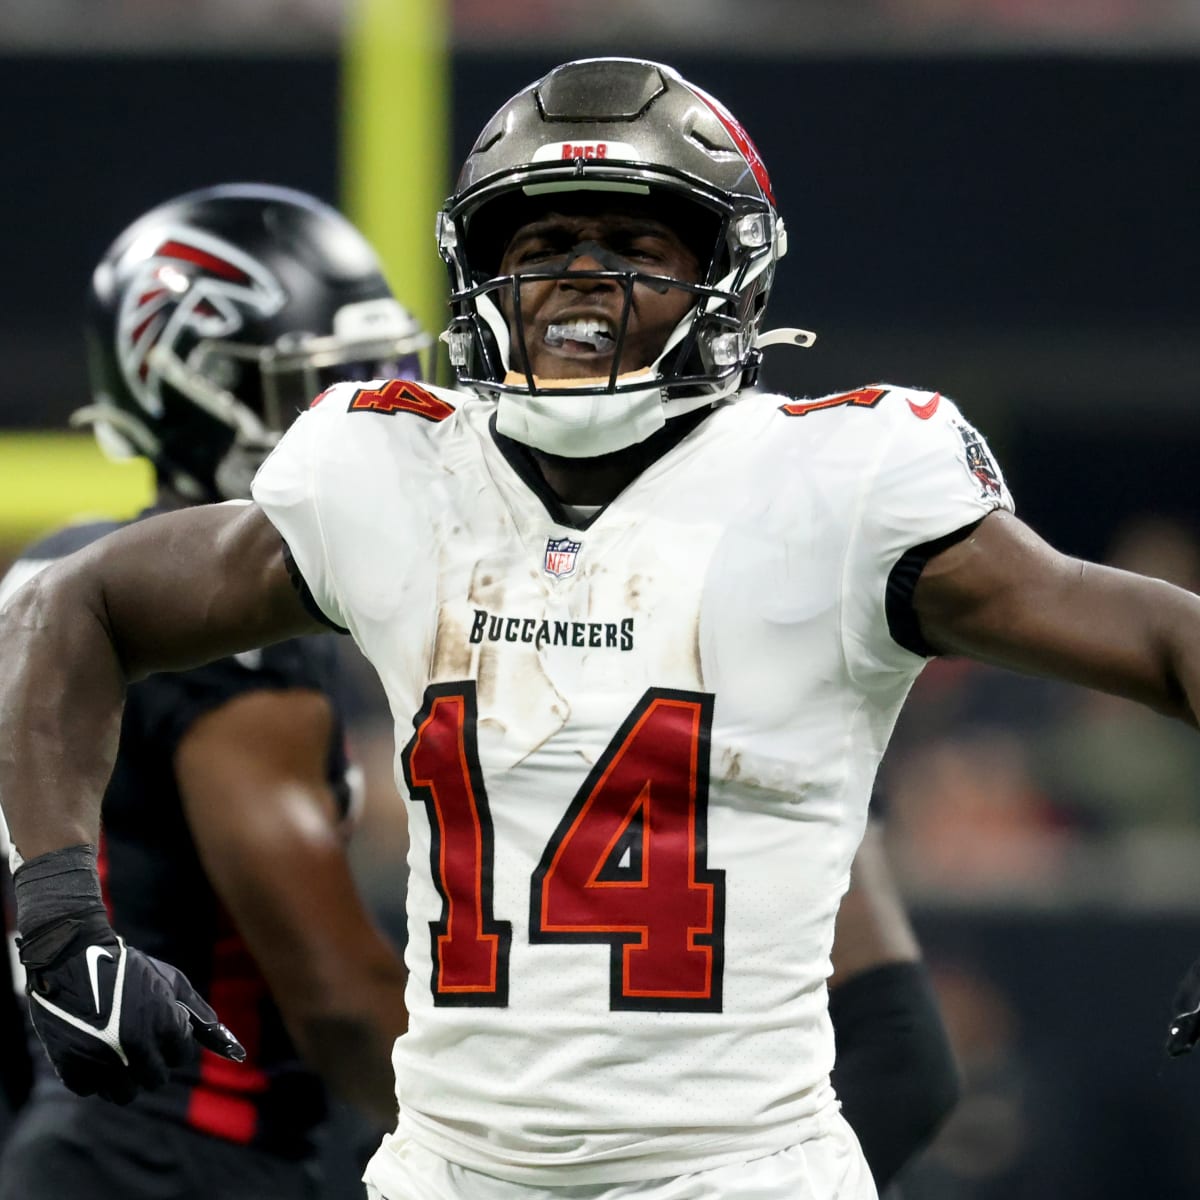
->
76, 501, 320, 681
914, 509, 1199, 724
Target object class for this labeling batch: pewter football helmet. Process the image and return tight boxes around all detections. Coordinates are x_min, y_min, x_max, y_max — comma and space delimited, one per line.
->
437, 58, 796, 457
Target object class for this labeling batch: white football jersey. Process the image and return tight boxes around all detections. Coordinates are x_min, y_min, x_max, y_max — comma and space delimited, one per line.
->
252, 379, 1012, 1187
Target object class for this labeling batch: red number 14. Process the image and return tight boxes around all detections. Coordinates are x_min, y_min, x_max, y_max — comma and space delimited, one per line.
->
403, 684, 725, 1012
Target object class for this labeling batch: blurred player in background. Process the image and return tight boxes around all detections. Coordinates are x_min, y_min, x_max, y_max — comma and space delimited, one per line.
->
0, 183, 426, 1200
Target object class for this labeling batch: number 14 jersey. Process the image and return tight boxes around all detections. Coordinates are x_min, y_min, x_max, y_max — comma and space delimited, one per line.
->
252, 379, 1012, 1186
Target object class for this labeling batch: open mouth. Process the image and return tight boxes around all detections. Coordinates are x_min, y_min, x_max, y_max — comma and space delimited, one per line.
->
544, 318, 616, 354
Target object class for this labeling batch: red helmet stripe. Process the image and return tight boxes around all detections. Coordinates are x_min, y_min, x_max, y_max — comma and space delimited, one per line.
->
130, 312, 161, 345
688, 85, 775, 206
156, 239, 251, 283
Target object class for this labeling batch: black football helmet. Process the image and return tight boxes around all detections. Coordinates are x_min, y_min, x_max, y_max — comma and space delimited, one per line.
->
79, 183, 432, 501
437, 57, 809, 458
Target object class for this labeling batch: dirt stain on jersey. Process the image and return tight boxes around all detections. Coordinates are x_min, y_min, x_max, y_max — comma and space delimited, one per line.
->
429, 559, 572, 765
430, 604, 474, 681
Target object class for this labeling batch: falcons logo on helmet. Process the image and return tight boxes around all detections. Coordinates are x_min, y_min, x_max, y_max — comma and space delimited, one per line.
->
116, 227, 286, 416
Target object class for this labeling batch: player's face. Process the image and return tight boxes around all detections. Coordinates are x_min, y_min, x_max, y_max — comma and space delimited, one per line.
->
497, 207, 701, 381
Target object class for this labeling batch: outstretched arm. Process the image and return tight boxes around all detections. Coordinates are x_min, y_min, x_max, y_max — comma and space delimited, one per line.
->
914, 509, 1200, 725
0, 502, 321, 859
915, 508, 1200, 1056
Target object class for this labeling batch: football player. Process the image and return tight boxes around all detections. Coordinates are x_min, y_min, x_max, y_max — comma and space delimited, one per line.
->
0, 184, 425, 1200
4, 60, 1199, 1200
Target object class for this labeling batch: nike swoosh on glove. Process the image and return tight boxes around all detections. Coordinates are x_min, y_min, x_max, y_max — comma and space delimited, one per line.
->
1166, 957, 1200, 1057
19, 909, 245, 1103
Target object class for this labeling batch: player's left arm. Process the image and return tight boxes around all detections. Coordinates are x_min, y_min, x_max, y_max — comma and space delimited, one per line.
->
175, 686, 407, 1128
914, 508, 1200, 725
829, 821, 960, 1188
914, 506, 1200, 1056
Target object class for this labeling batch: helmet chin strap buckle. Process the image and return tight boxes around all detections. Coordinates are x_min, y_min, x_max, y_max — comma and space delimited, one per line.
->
755, 327, 817, 350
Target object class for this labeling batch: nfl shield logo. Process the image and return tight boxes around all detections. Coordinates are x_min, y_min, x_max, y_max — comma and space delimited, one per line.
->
543, 536, 581, 579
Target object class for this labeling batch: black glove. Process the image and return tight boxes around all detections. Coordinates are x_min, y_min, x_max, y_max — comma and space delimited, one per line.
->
1166, 957, 1200, 1057
14, 844, 245, 1103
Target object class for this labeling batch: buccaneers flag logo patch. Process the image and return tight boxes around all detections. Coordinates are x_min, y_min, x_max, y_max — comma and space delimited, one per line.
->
955, 421, 1003, 497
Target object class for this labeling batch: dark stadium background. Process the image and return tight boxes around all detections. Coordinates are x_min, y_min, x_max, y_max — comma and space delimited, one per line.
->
1, 35, 1198, 1199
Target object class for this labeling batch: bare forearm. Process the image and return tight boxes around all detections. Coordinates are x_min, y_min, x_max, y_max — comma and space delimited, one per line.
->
0, 573, 125, 856
293, 1010, 403, 1126
1152, 581, 1200, 727
284, 959, 408, 1126
265, 905, 408, 1126
178, 698, 409, 1128
1154, 572, 1200, 727
950, 565, 1200, 724
917, 513, 1200, 726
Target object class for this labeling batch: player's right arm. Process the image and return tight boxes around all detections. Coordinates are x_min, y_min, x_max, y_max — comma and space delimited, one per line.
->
0, 501, 321, 1100
0, 501, 318, 858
